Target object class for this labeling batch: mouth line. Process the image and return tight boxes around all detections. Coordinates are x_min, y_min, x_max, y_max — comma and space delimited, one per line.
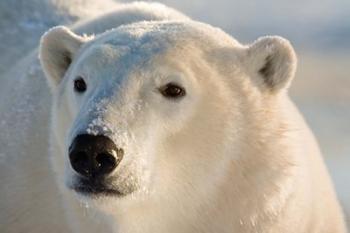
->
70, 177, 123, 197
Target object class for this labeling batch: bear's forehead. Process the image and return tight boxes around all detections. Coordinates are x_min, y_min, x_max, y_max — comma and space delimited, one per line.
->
82, 21, 241, 56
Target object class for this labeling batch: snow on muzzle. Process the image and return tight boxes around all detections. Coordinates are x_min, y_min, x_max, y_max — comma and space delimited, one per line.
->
67, 96, 137, 179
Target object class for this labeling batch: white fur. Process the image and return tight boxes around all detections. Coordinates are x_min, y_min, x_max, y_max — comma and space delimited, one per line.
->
1, 2, 347, 233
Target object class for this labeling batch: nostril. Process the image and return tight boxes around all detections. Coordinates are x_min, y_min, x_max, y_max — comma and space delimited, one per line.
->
70, 151, 90, 176
74, 152, 88, 165
96, 152, 117, 175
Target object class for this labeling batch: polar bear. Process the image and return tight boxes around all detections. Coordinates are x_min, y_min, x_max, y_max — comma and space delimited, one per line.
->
0, 2, 347, 233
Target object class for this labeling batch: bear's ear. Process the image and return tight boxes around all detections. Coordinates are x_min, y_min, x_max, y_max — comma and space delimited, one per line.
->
39, 26, 88, 90
244, 36, 297, 93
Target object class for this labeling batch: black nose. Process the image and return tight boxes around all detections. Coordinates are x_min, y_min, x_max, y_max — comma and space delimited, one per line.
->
69, 134, 123, 178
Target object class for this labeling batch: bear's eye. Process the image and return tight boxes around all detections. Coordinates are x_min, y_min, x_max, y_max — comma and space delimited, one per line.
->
159, 83, 186, 99
74, 77, 87, 93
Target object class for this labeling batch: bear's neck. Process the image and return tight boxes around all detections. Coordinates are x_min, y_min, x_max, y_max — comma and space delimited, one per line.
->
1, 0, 116, 30
47, 0, 117, 20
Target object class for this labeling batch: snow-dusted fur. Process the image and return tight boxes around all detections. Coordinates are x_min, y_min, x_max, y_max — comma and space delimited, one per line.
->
0, 1, 347, 233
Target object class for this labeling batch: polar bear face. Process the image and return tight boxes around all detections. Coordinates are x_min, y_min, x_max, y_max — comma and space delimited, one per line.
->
39, 21, 296, 210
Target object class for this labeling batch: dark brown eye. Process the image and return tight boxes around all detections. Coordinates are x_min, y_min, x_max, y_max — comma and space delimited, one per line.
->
159, 83, 186, 99
74, 77, 87, 93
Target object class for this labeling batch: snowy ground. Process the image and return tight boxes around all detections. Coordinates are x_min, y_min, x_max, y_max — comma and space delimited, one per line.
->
0, 0, 349, 228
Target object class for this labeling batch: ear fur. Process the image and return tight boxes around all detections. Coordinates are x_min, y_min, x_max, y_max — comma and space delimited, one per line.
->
245, 36, 297, 93
39, 26, 88, 90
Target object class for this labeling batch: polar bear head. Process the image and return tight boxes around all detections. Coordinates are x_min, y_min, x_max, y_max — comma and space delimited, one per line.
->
39, 21, 296, 212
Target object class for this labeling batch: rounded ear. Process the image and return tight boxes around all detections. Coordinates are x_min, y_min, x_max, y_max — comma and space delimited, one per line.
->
39, 26, 88, 90
245, 36, 297, 93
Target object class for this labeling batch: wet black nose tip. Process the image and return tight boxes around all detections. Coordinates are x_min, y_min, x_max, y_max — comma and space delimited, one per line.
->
69, 134, 123, 178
